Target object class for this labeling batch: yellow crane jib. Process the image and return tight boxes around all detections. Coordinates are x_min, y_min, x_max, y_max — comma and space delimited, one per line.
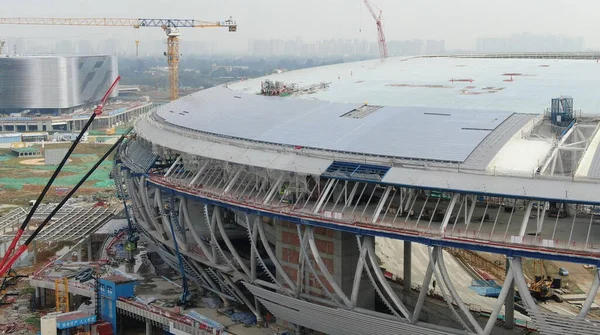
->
0, 17, 238, 101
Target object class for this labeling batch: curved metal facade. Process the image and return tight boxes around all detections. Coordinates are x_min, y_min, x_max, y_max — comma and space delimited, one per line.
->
0, 55, 118, 109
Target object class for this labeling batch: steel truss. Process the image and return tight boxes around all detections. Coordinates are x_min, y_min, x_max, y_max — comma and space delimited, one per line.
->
116, 143, 600, 334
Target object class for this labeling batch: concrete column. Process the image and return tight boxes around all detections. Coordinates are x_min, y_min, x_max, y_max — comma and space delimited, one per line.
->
504, 258, 515, 329
87, 238, 93, 262
35, 287, 41, 309
145, 320, 152, 335
40, 288, 46, 307
32, 241, 37, 265
77, 246, 82, 262
403, 241, 411, 293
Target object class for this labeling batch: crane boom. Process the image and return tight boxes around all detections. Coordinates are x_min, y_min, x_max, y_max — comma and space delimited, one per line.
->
362, 0, 388, 61
0, 17, 237, 100
0, 17, 237, 29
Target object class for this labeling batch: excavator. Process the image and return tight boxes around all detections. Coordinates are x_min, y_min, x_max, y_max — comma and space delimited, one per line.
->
528, 259, 561, 302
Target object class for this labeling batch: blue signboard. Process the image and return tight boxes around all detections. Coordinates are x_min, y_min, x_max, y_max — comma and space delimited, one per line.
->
56, 315, 97, 329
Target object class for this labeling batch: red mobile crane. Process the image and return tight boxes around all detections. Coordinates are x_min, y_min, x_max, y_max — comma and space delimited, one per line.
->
363, 0, 388, 61
0, 77, 124, 278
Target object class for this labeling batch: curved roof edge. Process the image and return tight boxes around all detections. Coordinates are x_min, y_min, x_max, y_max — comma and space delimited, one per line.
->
136, 115, 600, 203
383, 167, 600, 204
135, 116, 332, 176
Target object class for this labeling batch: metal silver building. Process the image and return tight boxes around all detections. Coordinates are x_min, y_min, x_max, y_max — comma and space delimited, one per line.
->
0, 55, 118, 114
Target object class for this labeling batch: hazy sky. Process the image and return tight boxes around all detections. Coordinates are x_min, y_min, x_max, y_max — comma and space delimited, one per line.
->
1, 0, 597, 51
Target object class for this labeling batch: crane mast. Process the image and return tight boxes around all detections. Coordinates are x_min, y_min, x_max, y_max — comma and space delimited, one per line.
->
0, 17, 238, 100
363, 0, 388, 61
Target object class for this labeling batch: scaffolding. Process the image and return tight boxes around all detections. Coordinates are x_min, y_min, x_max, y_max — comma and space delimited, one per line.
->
55, 277, 70, 313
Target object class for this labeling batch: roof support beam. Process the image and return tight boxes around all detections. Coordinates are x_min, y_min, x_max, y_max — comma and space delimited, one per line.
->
518, 201, 534, 237
440, 193, 459, 234
164, 156, 181, 178
372, 186, 392, 224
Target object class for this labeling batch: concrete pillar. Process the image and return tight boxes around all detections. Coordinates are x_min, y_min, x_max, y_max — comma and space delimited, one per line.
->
276, 218, 375, 310
35, 287, 41, 309
145, 320, 152, 335
403, 241, 412, 293
40, 288, 46, 307
33, 241, 37, 265
504, 258, 515, 329
77, 246, 82, 262
87, 238, 93, 262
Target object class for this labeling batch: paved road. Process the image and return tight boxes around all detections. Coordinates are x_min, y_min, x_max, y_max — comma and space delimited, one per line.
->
376, 238, 529, 319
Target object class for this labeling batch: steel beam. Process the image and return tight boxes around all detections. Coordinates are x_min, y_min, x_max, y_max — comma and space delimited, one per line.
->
509, 257, 537, 311
223, 166, 243, 194
214, 207, 251, 278
577, 269, 600, 318
350, 238, 368, 308
504, 259, 514, 329
243, 215, 290, 295
296, 225, 343, 307
202, 204, 247, 281
313, 178, 335, 214
365, 236, 412, 320
256, 217, 297, 291
263, 174, 284, 205
180, 197, 216, 264
440, 193, 459, 233
437, 248, 483, 334
411, 246, 437, 324
482, 270, 515, 335
518, 201, 534, 237
372, 186, 392, 223
307, 227, 353, 308
429, 248, 471, 332
404, 241, 411, 293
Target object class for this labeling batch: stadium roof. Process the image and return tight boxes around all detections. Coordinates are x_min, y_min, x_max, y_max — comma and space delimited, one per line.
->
138, 55, 600, 200
229, 56, 600, 115
157, 87, 536, 163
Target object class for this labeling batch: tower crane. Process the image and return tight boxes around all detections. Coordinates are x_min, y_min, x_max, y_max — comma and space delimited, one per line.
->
363, 0, 388, 61
0, 17, 238, 100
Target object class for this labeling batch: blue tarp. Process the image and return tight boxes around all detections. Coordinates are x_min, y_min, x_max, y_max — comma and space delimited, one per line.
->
469, 279, 502, 297
231, 311, 257, 326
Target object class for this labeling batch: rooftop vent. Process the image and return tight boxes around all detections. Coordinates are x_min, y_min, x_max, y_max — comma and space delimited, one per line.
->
340, 105, 382, 119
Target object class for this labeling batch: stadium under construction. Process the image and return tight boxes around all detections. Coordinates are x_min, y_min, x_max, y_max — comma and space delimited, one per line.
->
2, 53, 600, 335
111, 54, 600, 335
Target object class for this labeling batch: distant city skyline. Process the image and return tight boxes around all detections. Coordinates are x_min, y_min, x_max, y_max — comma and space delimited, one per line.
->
0, 32, 587, 58
2, 0, 600, 55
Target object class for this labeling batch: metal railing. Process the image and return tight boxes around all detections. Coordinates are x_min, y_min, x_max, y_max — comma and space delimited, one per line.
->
150, 174, 600, 260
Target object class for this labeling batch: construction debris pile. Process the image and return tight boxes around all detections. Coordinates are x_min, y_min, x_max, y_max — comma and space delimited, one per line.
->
0, 284, 38, 335
260, 79, 330, 97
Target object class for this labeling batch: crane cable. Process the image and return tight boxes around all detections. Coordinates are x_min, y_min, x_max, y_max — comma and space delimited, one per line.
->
0, 132, 129, 277
0, 76, 121, 272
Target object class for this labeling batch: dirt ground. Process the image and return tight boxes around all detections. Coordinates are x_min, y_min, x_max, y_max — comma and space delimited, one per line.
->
0, 143, 116, 205
0, 242, 74, 335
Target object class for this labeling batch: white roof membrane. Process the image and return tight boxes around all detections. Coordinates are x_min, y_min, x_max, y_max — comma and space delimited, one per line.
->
156, 86, 516, 163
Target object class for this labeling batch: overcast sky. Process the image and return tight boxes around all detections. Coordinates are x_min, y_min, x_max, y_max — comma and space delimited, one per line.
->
1, 0, 596, 51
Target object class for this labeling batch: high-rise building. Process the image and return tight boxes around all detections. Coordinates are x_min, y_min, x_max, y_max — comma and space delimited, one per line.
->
425, 39, 445, 55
